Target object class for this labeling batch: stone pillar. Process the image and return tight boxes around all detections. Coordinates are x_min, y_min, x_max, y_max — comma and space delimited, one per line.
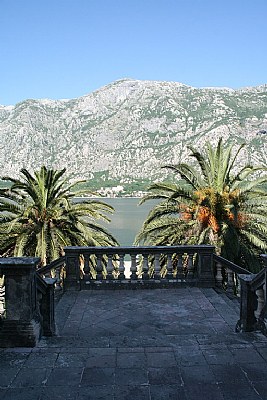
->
197, 246, 215, 287
215, 261, 223, 288
39, 277, 57, 337
261, 254, 267, 268
0, 257, 41, 347
64, 247, 81, 290
236, 274, 257, 332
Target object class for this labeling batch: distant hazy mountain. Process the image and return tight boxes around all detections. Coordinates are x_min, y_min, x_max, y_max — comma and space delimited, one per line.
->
0, 78, 266, 192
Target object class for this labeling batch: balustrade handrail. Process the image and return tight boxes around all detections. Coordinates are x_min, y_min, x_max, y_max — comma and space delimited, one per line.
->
213, 254, 251, 275
249, 267, 267, 291
246, 256, 267, 292
64, 245, 214, 254
37, 256, 66, 297
38, 256, 66, 275
215, 253, 267, 292
236, 256, 267, 334
36, 273, 48, 294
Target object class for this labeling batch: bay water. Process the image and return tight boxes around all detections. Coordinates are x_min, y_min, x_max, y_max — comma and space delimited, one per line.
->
99, 197, 156, 246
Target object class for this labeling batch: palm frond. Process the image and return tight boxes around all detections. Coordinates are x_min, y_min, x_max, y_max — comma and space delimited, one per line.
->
136, 138, 267, 272
0, 165, 119, 263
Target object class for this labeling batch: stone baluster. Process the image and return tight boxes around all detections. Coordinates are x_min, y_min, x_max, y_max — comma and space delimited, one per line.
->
177, 254, 184, 279
187, 253, 194, 279
261, 279, 267, 333
254, 273, 267, 329
166, 253, 173, 279
226, 268, 235, 294
235, 275, 241, 297
154, 253, 161, 280
55, 267, 63, 291
0, 257, 42, 347
96, 254, 103, 280
255, 286, 265, 321
83, 253, 91, 281
0, 274, 5, 317
259, 257, 267, 329
130, 254, 137, 280
142, 253, 149, 280
118, 253, 125, 280
215, 261, 223, 288
262, 280, 267, 327
106, 254, 114, 280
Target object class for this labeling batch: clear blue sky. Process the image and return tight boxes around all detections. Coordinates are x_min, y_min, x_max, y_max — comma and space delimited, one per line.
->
1, 0, 266, 105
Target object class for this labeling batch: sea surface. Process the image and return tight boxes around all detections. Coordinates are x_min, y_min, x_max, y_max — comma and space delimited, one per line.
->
98, 197, 157, 246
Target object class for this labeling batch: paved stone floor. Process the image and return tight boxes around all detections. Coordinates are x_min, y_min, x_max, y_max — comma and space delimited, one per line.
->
1, 287, 267, 399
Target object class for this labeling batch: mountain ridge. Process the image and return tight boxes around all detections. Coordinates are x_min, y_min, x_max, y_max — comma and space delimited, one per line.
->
2, 78, 267, 108
1, 78, 267, 193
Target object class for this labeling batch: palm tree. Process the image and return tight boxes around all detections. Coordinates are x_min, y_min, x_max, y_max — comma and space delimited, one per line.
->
135, 139, 267, 272
0, 166, 118, 265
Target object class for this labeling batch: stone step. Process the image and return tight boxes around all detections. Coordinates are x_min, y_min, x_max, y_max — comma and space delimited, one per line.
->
202, 287, 240, 314
199, 287, 240, 330
218, 291, 240, 314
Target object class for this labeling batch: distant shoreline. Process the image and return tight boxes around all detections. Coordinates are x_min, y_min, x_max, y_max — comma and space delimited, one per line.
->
75, 196, 143, 199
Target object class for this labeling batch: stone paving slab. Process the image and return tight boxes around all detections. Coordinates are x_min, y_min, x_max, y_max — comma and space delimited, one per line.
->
1, 287, 267, 399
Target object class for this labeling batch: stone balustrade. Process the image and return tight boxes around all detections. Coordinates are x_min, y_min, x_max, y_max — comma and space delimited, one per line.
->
1, 248, 267, 347
64, 245, 215, 289
38, 256, 66, 293
0, 274, 5, 318
214, 254, 267, 334
0, 257, 56, 347
213, 254, 251, 296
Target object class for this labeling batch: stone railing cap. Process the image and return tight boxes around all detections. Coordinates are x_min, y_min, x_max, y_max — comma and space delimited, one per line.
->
238, 273, 256, 282
0, 257, 41, 266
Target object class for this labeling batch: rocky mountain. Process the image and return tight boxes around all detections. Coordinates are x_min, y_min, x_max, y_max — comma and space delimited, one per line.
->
0, 78, 267, 193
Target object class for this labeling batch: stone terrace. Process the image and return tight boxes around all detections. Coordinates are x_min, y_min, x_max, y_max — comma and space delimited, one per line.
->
1, 287, 267, 400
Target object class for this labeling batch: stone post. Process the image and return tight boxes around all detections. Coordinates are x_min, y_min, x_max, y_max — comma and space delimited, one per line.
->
261, 254, 267, 269
236, 274, 257, 332
38, 277, 57, 336
0, 257, 41, 347
64, 247, 81, 290
197, 246, 215, 287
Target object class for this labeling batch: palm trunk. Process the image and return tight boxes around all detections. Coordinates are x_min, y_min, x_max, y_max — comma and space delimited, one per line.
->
40, 224, 47, 266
